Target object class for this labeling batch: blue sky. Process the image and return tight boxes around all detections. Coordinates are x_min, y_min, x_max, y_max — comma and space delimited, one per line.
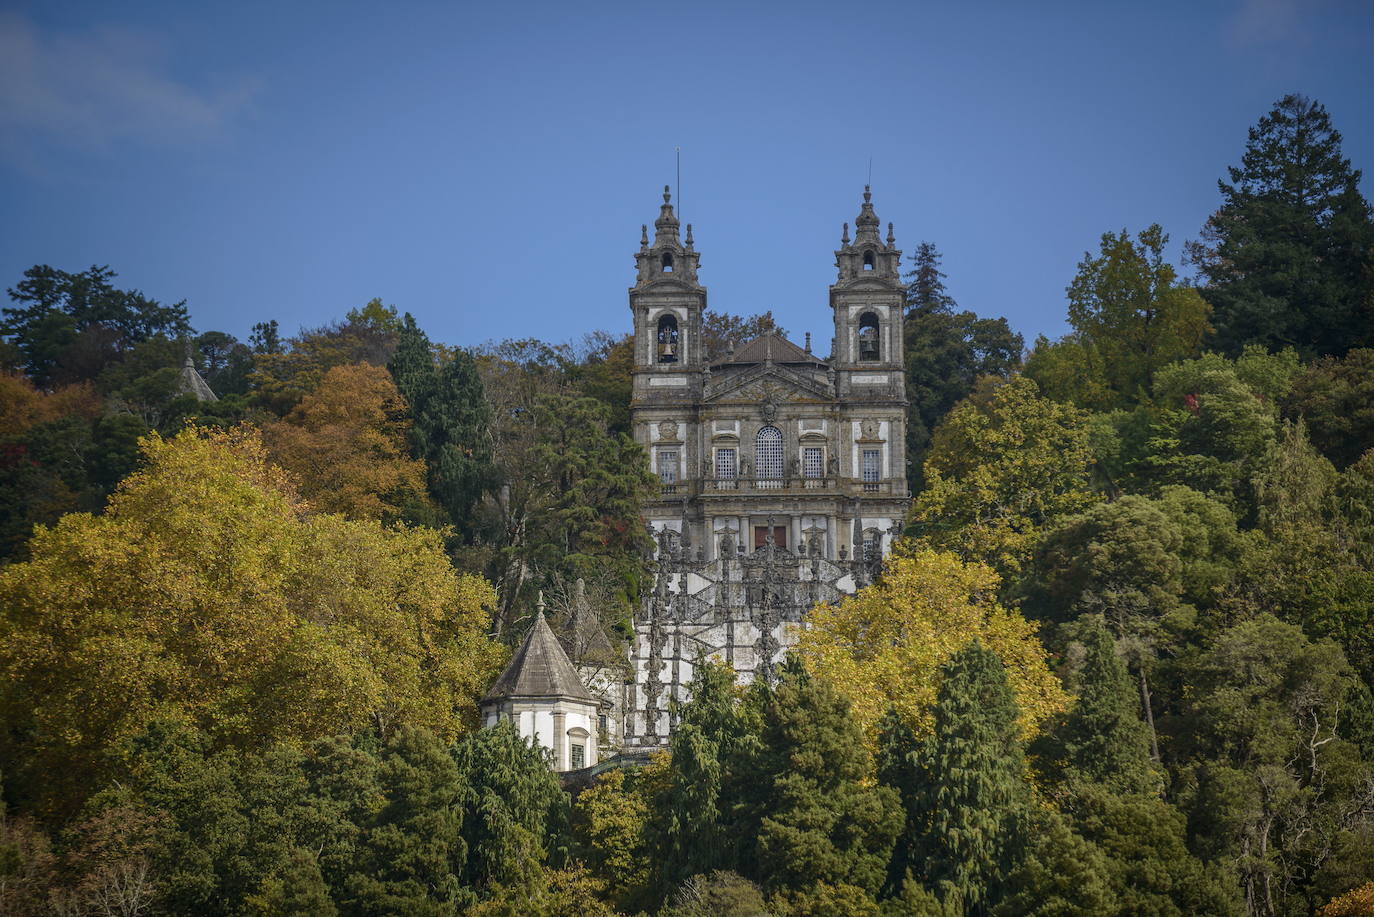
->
2, 0, 1372, 353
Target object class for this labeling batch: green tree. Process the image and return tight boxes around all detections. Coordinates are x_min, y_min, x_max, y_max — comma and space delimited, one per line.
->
991, 808, 1117, 917
344, 725, 469, 915
1022, 333, 1116, 413
907, 642, 1031, 917
0, 426, 503, 816
1189, 94, 1374, 357
3, 264, 192, 385
388, 317, 498, 540
1285, 349, 1374, 468
902, 242, 1023, 488
1168, 616, 1373, 917
909, 376, 1099, 577
451, 720, 568, 894
1050, 615, 1161, 796
571, 768, 653, 911
905, 242, 957, 315
743, 660, 902, 903
1065, 225, 1211, 406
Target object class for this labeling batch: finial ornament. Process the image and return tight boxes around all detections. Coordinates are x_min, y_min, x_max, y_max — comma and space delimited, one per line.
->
842, 222, 850, 244
887, 222, 896, 246
863, 184, 872, 203
685, 223, 693, 248
663, 184, 671, 203
641, 224, 648, 247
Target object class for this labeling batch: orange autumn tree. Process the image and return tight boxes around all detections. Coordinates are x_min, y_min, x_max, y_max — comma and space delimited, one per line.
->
0, 372, 102, 437
796, 546, 1069, 745
263, 362, 435, 522
0, 425, 503, 815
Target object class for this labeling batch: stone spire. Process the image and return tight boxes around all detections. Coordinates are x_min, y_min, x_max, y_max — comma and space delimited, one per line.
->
854, 185, 881, 243
653, 184, 680, 246
175, 346, 218, 403
480, 610, 594, 703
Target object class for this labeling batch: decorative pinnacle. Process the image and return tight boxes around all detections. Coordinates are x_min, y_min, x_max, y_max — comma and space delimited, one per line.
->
663, 184, 671, 203
887, 222, 896, 246
863, 184, 872, 203
640, 224, 648, 247
804, 331, 812, 353
842, 222, 850, 244
685, 223, 694, 248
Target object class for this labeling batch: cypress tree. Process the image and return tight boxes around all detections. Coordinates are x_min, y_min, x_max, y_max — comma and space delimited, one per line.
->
451, 720, 569, 893
876, 709, 927, 899
1055, 615, 1161, 796
916, 641, 1030, 916
345, 726, 468, 915
746, 658, 902, 902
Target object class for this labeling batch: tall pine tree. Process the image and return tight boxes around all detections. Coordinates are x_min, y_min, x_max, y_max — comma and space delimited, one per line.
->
1190, 94, 1374, 357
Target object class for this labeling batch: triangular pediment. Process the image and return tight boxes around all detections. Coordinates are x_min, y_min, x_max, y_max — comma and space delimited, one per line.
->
705, 362, 833, 403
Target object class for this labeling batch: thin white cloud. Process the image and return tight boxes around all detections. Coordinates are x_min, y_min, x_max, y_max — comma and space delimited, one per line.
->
1227, 0, 1307, 46
0, 13, 258, 157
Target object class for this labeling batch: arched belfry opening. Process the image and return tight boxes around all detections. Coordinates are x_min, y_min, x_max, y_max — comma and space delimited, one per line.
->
657, 314, 680, 363
661, 252, 674, 272
862, 250, 875, 270
858, 312, 880, 361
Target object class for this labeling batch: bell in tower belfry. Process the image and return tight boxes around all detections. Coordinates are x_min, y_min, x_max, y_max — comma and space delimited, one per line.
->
630, 185, 706, 373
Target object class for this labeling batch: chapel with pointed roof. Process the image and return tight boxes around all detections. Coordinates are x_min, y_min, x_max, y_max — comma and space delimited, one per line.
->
480, 606, 602, 772
622, 186, 911, 748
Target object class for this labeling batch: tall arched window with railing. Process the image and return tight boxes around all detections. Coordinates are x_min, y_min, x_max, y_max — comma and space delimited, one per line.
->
858, 312, 880, 361
756, 425, 783, 485
656, 314, 679, 363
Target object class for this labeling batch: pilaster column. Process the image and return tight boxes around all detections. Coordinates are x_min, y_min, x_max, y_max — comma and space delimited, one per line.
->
553, 710, 567, 770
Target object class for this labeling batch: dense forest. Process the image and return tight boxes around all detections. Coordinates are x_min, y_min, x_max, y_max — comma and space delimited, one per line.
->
2, 94, 1373, 916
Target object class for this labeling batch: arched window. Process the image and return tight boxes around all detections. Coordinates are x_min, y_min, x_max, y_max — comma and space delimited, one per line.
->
858, 312, 880, 361
862, 250, 875, 271
657, 314, 679, 363
755, 425, 783, 480
661, 252, 674, 272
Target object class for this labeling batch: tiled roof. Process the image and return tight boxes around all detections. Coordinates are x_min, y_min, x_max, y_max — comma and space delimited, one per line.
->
481, 612, 595, 703
722, 331, 815, 365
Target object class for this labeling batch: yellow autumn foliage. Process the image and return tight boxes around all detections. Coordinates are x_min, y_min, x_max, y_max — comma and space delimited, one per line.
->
0, 424, 504, 814
797, 546, 1069, 745
1324, 883, 1374, 917
262, 362, 434, 521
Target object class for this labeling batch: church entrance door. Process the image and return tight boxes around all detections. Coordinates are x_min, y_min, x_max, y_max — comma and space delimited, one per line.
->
754, 526, 788, 550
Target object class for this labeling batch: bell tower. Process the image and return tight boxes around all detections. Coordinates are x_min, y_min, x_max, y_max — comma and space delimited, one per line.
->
831, 186, 905, 372
630, 186, 705, 374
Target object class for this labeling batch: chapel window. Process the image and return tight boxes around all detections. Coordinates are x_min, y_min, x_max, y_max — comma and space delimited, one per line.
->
658, 448, 678, 486
570, 743, 585, 770
803, 446, 824, 478
715, 447, 737, 480
862, 448, 882, 491
756, 426, 783, 481
858, 312, 880, 361
657, 314, 679, 363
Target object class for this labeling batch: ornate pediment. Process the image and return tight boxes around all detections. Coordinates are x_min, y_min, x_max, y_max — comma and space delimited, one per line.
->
704, 363, 833, 404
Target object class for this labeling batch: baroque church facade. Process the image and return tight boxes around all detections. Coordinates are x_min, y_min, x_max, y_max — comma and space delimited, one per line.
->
622, 186, 911, 749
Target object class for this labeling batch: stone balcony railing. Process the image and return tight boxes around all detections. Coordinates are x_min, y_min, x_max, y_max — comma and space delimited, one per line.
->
656, 477, 902, 499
